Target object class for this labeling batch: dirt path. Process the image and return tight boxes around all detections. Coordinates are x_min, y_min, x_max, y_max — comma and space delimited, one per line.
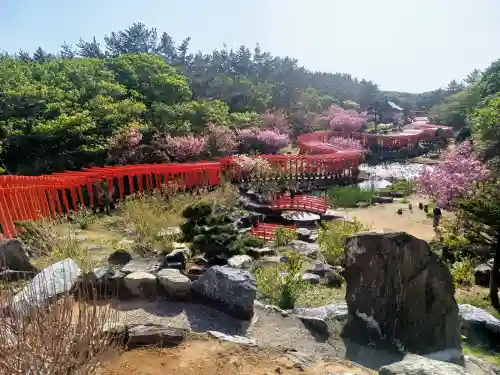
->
340, 196, 451, 241
97, 337, 376, 375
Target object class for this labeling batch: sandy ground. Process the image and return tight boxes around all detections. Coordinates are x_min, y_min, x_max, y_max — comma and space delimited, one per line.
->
339, 196, 450, 241
96, 338, 376, 375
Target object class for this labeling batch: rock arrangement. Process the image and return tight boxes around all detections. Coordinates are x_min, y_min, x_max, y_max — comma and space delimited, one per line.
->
2, 230, 500, 375
342, 232, 462, 355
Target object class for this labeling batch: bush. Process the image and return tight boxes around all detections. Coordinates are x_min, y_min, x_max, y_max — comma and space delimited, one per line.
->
181, 201, 257, 260
274, 227, 298, 247
328, 186, 376, 208
318, 218, 367, 265
254, 251, 310, 309
0, 266, 119, 374
451, 258, 475, 287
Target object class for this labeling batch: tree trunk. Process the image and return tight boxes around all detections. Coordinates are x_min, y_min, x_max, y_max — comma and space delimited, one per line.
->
490, 239, 500, 313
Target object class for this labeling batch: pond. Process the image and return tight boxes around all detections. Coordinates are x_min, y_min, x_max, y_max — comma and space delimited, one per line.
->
359, 162, 426, 181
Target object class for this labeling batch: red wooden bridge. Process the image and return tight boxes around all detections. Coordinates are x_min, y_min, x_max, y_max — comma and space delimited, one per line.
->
270, 194, 328, 214
250, 223, 297, 241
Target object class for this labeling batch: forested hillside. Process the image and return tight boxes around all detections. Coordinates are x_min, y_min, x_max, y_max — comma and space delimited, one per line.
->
0, 22, 478, 174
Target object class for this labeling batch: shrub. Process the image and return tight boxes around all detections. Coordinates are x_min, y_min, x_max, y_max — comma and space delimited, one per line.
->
254, 251, 310, 309
451, 258, 475, 287
318, 218, 367, 265
274, 227, 298, 247
181, 201, 256, 260
327, 186, 376, 208
0, 267, 119, 374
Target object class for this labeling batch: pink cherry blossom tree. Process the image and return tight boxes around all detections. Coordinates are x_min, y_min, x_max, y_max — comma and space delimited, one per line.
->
416, 140, 490, 210
260, 109, 291, 135
327, 105, 367, 133
107, 126, 143, 164
204, 123, 239, 157
162, 135, 207, 162
237, 128, 290, 154
329, 136, 365, 151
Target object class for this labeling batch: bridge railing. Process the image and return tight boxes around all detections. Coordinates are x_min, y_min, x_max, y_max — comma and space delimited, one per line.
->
250, 222, 297, 241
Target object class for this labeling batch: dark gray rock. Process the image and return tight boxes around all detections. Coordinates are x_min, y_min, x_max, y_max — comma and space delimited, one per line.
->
157, 268, 191, 299
307, 262, 344, 287
164, 247, 189, 269
191, 255, 209, 266
11, 258, 81, 315
379, 354, 467, 375
284, 240, 320, 258
343, 232, 462, 354
121, 257, 163, 275
108, 249, 132, 267
0, 239, 37, 272
185, 264, 206, 281
458, 304, 500, 349
191, 266, 256, 320
474, 261, 492, 287
296, 228, 312, 241
124, 271, 158, 298
238, 196, 273, 214
301, 273, 321, 284
294, 302, 348, 336
247, 247, 275, 258
127, 324, 188, 348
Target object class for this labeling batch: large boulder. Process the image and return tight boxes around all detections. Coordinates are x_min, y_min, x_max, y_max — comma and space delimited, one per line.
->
191, 265, 256, 320
0, 239, 37, 272
11, 258, 81, 315
343, 232, 462, 354
474, 259, 493, 287
379, 354, 467, 375
458, 304, 500, 349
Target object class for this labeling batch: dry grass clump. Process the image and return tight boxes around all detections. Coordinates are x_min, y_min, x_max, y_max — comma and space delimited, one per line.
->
0, 265, 120, 375
17, 219, 93, 271
118, 183, 239, 256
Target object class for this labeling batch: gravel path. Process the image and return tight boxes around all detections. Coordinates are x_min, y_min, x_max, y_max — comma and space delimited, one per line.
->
110, 298, 345, 358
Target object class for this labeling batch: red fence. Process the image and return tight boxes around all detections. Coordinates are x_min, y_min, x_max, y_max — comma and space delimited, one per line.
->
0, 123, 450, 239
250, 222, 297, 241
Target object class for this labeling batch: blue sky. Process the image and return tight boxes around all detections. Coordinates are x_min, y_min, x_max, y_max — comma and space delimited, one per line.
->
1, 0, 499, 93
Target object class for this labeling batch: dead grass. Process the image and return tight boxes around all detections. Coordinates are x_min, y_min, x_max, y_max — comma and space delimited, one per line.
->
0, 267, 120, 374
96, 337, 375, 375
